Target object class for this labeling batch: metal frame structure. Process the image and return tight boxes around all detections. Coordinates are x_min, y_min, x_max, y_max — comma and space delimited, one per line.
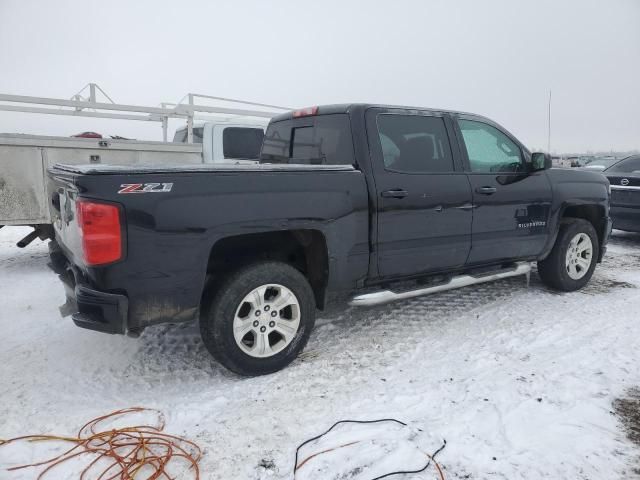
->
0, 83, 290, 142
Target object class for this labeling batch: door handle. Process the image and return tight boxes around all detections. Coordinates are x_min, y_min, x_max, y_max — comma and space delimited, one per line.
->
381, 189, 409, 199
475, 186, 497, 195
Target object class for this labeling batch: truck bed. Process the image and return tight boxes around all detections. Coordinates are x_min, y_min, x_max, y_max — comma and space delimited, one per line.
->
48, 161, 370, 332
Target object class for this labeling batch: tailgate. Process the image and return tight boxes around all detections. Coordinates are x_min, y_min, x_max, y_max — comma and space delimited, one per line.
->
48, 169, 84, 265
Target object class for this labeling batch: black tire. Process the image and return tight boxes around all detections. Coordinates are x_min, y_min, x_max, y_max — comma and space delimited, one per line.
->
200, 261, 316, 376
537, 218, 599, 291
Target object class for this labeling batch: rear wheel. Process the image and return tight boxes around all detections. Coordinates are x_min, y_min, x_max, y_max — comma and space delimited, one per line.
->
200, 261, 315, 376
537, 218, 598, 291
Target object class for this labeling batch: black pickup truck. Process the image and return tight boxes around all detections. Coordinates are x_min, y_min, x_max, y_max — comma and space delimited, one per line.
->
48, 104, 612, 375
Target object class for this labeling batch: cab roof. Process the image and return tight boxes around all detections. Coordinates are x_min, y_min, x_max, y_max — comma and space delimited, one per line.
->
270, 103, 485, 123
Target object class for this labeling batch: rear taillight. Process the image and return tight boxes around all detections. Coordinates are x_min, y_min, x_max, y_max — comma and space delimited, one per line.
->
76, 199, 122, 266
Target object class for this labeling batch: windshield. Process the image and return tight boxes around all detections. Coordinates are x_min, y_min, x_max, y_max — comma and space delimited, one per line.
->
604, 155, 640, 174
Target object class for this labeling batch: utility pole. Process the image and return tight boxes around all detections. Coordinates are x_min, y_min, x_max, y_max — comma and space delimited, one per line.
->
547, 90, 552, 153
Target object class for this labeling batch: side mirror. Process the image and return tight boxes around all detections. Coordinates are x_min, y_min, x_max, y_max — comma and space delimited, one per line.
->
531, 152, 552, 171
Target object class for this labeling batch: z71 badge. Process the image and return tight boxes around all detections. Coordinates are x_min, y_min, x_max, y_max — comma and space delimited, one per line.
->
118, 183, 173, 194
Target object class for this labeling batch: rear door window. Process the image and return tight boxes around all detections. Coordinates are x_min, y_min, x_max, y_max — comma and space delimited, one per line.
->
222, 127, 264, 159
260, 114, 354, 165
375, 114, 454, 173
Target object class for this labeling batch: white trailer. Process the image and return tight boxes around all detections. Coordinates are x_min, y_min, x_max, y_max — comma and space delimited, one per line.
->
0, 84, 289, 246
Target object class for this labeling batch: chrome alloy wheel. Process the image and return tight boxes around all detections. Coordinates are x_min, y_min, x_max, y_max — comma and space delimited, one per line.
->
232, 284, 301, 358
565, 233, 593, 280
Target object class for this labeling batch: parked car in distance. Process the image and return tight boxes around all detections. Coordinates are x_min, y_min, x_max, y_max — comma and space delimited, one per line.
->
47, 103, 612, 376
602, 154, 640, 232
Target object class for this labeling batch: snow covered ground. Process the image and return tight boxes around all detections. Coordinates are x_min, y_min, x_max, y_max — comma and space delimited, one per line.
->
1, 226, 639, 479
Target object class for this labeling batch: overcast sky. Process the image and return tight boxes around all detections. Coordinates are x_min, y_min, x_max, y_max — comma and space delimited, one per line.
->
0, 0, 638, 153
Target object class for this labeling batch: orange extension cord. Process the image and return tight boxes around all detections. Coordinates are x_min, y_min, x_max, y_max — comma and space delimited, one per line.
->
0, 407, 202, 479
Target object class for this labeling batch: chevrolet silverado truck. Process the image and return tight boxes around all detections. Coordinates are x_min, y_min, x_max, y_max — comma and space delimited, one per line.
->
47, 104, 612, 376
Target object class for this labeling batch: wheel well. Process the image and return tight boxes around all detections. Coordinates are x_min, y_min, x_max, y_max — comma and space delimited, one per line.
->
562, 204, 607, 247
205, 230, 329, 309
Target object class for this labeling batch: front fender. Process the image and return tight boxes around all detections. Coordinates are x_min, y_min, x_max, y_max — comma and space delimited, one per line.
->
538, 169, 610, 261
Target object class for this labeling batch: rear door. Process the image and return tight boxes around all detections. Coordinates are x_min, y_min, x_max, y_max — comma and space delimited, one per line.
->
454, 116, 552, 264
366, 108, 473, 278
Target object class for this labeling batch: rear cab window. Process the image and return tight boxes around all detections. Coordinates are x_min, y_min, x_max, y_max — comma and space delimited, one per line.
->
260, 114, 355, 165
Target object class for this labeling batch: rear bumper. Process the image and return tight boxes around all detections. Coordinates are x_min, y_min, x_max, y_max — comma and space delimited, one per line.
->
610, 205, 640, 233
70, 284, 128, 334
49, 243, 128, 335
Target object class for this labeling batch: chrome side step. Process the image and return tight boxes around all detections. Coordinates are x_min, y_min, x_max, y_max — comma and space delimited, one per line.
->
350, 262, 531, 307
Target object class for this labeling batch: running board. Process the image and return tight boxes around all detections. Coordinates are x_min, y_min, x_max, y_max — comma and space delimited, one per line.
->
350, 262, 531, 307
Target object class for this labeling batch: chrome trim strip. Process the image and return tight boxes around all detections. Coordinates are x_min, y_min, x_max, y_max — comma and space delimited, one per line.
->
350, 262, 531, 307
610, 185, 640, 191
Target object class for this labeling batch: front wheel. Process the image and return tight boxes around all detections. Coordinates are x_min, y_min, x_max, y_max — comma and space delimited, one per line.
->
200, 261, 316, 376
537, 218, 599, 291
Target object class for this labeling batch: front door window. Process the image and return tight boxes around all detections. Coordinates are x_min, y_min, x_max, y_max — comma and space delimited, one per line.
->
458, 119, 523, 174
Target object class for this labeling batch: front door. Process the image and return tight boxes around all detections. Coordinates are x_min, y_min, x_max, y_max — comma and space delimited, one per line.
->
455, 117, 553, 265
367, 109, 473, 279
